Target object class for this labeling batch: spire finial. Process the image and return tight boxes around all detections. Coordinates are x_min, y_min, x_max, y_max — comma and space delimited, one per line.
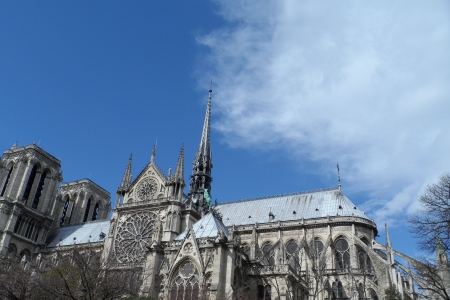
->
151, 142, 157, 163
337, 163, 341, 190
209, 76, 213, 97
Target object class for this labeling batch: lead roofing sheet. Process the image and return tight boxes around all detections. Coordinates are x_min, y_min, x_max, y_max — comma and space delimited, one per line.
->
216, 186, 369, 227
47, 220, 110, 248
176, 212, 229, 240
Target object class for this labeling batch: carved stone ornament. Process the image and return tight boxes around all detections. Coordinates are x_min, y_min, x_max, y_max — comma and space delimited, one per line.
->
114, 211, 156, 263
136, 178, 158, 201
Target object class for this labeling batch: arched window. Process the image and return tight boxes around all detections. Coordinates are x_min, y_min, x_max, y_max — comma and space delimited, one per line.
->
332, 281, 345, 299
358, 247, 372, 272
91, 203, 100, 221
314, 238, 324, 257
335, 237, 350, 270
68, 199, 76, 224
170, 261, 200, 300
32, 170, 48, 209
257, 285, 271, 300
83, 197, 92, 222
358, 282, 364, 299
286, 240, 300, 271
60, 197, 70, 225
1, 164, 14, 196
23, 165, 38, 201
261, 242, 275, 265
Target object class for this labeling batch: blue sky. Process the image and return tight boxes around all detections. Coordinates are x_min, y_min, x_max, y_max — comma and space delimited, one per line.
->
1, 1, 450, 257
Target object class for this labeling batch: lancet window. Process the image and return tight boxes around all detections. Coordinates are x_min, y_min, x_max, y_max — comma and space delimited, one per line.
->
32, 170, 48, 209
83, 197, 92, 222
332, 281, 345, 299
286, 240, 300, 271
334, 237, 350, 270
60, 197, 70, 225
261, 242, 275, 265
1, 164, 14, 196
170, 260, 200, 300
257, 285, 271, 300
357, 246, 372, 272
91, 203, 99, 221
23, 165, 38, 201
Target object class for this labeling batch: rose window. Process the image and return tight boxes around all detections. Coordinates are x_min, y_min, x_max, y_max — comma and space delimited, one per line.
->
114, 211, 156, 263
136, 178, 158, 200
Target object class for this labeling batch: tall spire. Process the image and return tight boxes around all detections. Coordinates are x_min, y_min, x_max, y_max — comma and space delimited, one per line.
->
189, 89, 213, 212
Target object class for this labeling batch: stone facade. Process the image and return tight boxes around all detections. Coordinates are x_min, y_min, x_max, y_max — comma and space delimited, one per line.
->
0, 91, 448, 300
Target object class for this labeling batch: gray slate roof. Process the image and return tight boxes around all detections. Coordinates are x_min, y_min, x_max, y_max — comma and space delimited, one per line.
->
216, 186, 369, 227
176, 212, 228, 240
47, 220, 110, 248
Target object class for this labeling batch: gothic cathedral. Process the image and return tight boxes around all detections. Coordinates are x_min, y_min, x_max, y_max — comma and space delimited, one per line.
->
0, 90, 447, 300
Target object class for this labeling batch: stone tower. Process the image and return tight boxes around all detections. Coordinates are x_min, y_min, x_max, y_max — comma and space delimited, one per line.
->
0, 143, 62, 258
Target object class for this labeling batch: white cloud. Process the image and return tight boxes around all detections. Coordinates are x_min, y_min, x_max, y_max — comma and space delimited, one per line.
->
197, 0, 450, 223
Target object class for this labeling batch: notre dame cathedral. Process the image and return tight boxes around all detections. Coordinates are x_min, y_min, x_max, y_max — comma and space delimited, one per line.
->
0, 90, 448, 300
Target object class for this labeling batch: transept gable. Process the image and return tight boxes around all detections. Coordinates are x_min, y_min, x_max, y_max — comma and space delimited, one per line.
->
125, 162, 167, 202
168, 227, 204, 279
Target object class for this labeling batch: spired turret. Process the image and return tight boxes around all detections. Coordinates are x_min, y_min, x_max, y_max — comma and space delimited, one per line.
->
189, 89, 213, 213
166, 144, 185, 200
115, 154, 132, 208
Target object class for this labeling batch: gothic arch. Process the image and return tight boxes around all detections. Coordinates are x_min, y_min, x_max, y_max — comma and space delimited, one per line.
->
32, 168, 50, 209
60, 195, 70, 225
261, 241, 275, 265
169, 259, 201, 300
333, 235, 351, 270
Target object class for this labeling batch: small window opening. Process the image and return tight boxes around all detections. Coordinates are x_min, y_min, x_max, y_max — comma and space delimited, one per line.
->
23, 165, 38, 200
60, 198, 70, 225
1, 165, 14, 196
32, 170, 47, 209
83, 198, 92, 222
91, 203, 99, 221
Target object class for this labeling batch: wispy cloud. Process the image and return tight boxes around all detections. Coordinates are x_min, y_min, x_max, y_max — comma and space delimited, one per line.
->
197, 0, 450, 224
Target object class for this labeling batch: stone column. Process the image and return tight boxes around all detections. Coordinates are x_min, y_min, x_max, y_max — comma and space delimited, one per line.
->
41, 176, 58, 213
209, 244, 228, 299
0, 207, 21, 254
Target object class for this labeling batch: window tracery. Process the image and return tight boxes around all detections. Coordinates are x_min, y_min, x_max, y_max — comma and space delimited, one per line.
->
334, 237, 350, 270
114, 211, 156, 263
261, 242, 275, 265
170, 261, 200, 300
286, 240, 300, 272
357, 246, 372, 272
136, 178, 158, 200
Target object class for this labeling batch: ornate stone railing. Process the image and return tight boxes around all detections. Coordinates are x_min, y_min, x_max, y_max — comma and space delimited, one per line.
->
118, 196, 178, 208
109, 262, 144, 269
247, 264, 291, 276
230, 215, 376, 233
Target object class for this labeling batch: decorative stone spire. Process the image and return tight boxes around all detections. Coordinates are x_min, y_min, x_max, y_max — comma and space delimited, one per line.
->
174, 143, 184, 182
189, 90, 213, 212
117, 154, 132, 194
167, 144, 185, 200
